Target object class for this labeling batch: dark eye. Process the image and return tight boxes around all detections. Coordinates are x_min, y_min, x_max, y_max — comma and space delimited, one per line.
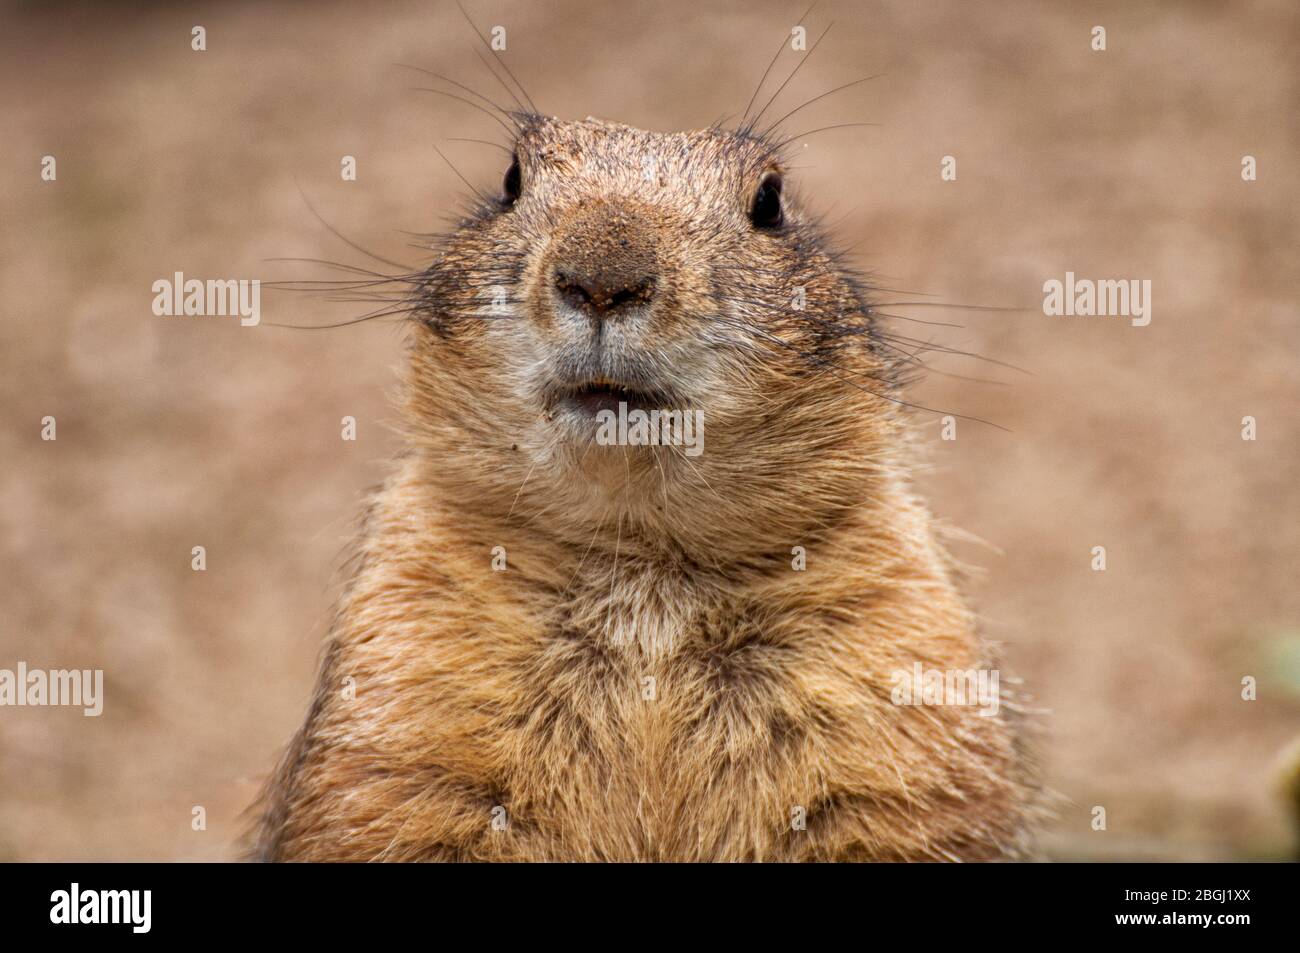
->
502, 155, 521, 206
750, 172, 782, 229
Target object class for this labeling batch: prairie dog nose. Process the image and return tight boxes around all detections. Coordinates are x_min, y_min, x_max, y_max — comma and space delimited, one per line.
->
553, 268, 655, 318
548, 200, 661, 322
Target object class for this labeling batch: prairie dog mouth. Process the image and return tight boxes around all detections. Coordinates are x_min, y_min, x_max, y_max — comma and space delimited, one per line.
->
556, 379, 675, 416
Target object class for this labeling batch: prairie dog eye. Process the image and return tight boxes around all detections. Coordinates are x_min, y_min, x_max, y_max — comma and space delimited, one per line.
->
502, 155, 521, 206
750, 172, 782, 229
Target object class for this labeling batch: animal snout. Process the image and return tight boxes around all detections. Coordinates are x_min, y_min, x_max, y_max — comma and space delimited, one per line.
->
545, 200, 664, 326
553, 268, 656, 319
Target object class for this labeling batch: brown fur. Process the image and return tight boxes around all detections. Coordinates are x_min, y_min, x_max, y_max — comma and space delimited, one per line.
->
254, 116, 1038, 861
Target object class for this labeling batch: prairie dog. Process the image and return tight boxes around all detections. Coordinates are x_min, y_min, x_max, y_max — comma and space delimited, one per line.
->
255, 112, 1037, 861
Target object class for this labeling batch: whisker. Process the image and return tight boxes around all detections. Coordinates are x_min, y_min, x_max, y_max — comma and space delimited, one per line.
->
472, 47, 529, 116
868, 310, 963, 328
431, 142, 485, 197
772, 121, 880, 150
711, 306, 1010, 431
741, 0, 820, 126
265, 280, 415, 294
413, 87, 518, 137
762, 74, 886, 138
874, 301, 1027, 312
876, 330, 1031, 374
458, 0, 539, 114
854, 331, 1010, 385
263, 305, 419, 330
747, 20, 834, 132
293, 182, 413, 271
394, 63, 518, 124
447, 136, 513, 155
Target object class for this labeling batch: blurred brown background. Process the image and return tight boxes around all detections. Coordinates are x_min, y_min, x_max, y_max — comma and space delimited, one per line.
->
1, 0, 1297, 860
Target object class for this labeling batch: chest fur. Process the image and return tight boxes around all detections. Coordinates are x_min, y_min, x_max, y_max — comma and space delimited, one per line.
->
469, 566, 851, 859
280, 504, 1024, 861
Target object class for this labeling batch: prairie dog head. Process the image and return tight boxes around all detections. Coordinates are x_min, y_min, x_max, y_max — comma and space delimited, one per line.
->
408, 115, 899, 556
